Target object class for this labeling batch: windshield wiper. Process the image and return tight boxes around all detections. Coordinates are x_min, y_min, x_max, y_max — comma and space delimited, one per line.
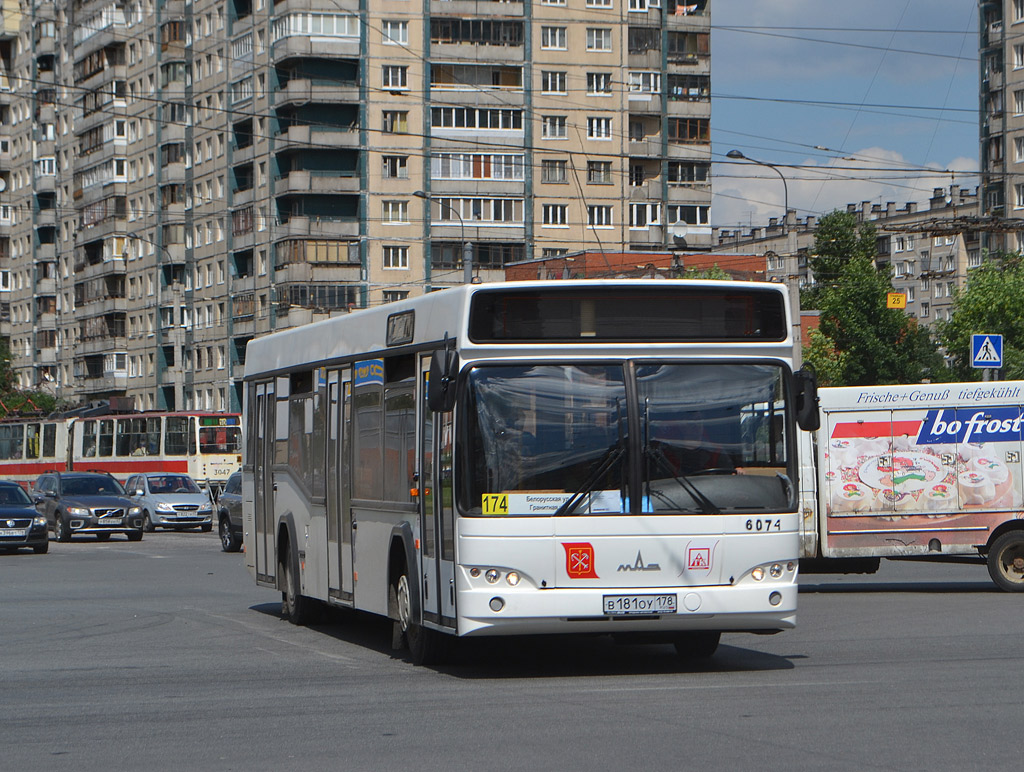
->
644, 441, 721, 515
553, 442, 626, 517
554, 399, 626, 517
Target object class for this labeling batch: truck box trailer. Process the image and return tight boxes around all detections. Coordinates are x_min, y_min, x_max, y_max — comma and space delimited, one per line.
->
799, 381, 1024, 591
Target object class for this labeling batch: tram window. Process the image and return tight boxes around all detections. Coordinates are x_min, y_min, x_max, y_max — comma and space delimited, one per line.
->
166, 417, 190, 455
42, 423, 56, 457
82, 421, 98, 457
25, 423, 40, 459
117, 417, 161, 456
98, 420, 114, 457
0, 424, 23, 460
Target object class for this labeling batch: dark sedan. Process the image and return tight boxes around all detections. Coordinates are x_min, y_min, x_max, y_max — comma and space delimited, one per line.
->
0, 481, 49, 554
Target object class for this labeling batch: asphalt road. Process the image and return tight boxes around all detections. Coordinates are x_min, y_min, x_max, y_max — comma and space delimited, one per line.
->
3, 532, 1022, 772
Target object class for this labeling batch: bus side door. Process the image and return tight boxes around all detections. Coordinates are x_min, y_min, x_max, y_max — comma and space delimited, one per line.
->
253, 380, 277, 586
327, 369, 354, 603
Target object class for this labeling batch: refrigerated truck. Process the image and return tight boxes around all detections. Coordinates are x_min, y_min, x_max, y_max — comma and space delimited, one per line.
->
799, 381, 1024, 591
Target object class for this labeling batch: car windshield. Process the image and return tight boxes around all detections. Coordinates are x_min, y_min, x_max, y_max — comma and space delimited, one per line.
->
460, 362, 795, 516
148, 475, 201, 494
63, 477, 125, 496
0, 485, 32, 506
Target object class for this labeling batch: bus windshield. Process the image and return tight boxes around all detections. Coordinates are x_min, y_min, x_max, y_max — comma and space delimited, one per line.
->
461, 362, 794, 516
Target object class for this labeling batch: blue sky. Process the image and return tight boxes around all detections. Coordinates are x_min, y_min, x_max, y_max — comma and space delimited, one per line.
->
712, 0, 979, 228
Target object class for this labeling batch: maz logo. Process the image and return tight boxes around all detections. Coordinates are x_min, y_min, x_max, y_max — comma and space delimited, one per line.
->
617, 552, 661, 572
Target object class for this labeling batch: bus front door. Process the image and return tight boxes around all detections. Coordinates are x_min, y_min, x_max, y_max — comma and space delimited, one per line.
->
419, 358, 457, 630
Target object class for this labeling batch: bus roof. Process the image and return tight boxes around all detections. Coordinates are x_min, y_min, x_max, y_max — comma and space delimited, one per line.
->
243, 279, 793, 379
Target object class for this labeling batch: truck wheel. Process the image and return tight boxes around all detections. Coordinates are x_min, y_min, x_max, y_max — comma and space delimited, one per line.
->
280, 543, 316, 625
987, 531, 1024, 592
674, 631, 721, 659
392, 569, 445, 666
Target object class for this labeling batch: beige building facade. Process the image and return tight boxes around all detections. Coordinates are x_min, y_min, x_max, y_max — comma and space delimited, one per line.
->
0, 0, 712, 412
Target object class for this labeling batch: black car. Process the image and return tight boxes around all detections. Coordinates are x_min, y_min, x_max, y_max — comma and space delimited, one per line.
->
33, 472, 144, 542
217, 471, 243, 552
0, 481, 49, 554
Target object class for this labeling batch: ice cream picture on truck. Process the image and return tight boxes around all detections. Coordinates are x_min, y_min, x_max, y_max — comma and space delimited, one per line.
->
799, 382, 1024, 591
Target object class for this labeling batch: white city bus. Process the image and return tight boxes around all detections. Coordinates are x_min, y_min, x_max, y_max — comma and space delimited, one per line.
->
242, 280, 819, 663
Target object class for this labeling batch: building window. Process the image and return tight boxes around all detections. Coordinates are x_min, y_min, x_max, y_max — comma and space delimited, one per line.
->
382, 20, 408, 44
431, 153, 524, 180
541, 26, 567, 50
383, 245, 409, 269
588, 205, 613, 228
587, 117, 612, 139
541, 71, 567, 94
586, 28, 612, 51
667, 161, 709, 185
668, 117, 710, 144
542, 115, 567, 139
383, 290, 410, 303
542, 159, 568, 183
1015, 183, 1024, 209
542, 204, 569, 226
382, 155, 408, 179
587, 161, 612, 184
628, 71, 660, 93
587, 72, 613, 95
589, 0, 613, 6
630, 203, 661, 228
383, 111, 408, 134
542, 248, 569, 258
920, 302, 929, 318
382, 65, 408, 91
382, 200, 409, 223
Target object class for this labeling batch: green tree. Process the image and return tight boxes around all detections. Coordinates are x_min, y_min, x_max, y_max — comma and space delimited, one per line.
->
937, 255, 1024, 380
683, 264, 732, 280
0, 339, 61, 417
801, 216, 945, 385
802, 210, 878, 310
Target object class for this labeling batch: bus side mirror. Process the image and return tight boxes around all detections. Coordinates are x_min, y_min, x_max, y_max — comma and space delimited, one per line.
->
428, 348, 460, 413
794, 366, 820, 432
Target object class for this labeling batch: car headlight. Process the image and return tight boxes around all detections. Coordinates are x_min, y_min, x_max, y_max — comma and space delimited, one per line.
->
66, 506, 89, 517
33, 515, 47, 526
129, 506, 142, 516
156, 503, 176, 513
199, 505, 212, 515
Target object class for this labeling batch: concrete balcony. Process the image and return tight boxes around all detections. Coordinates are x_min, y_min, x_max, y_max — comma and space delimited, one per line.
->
430, 0, 524, 17
275, 78, 359, 106
271, 34, 359, 60
277, 124, 360, 150
274, 170, 360, 196
278, 215, 359, 239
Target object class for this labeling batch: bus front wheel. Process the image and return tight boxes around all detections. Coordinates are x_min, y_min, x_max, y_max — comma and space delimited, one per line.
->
392, 570, 444, 666
674, 631, 721, 659
280, 543, 316, 625
987, 531, 1024, 592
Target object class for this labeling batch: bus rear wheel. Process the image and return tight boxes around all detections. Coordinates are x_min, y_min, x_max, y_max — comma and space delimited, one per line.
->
393, 571, 444, 666
673, 631, 721, 659
987, 531, 1024, 592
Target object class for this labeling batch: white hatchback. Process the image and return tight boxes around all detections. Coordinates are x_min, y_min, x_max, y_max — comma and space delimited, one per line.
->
126, 473, 214, 533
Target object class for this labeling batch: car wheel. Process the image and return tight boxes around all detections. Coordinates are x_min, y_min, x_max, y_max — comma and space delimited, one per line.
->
56, 514, 72, 543
142, 512, 155, 533
200, 523, 213, 533
219, 518, 241, 552
33, 541, 49, 554
126, 529, 143, 542
95, 533, 111, 542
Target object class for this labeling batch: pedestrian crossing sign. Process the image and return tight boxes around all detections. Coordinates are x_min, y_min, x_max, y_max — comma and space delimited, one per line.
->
972, 334, 1003, 369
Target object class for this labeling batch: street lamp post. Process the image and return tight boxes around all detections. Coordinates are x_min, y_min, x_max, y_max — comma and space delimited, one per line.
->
726, 149, 789, 235
726, 149, 801, 366
413, 190, 473, 284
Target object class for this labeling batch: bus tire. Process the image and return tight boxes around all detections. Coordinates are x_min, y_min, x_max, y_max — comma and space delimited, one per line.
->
987, 531, 1024, 592
673, 631, 721, 659
393, 570, 444, 666
280, 542, 316, 625
56, 515, 71, 543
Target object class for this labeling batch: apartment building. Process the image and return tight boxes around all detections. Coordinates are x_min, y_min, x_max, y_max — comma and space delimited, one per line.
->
980, 0, 1024, 253
709, 185, 981, 327
0, 0, 712, 412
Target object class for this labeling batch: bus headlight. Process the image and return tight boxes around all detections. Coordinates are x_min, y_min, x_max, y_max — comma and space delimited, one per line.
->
485, 569, 500, 584
751, 566, 765, 581
769, 563, 783, 578
505, 571, 521, 587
